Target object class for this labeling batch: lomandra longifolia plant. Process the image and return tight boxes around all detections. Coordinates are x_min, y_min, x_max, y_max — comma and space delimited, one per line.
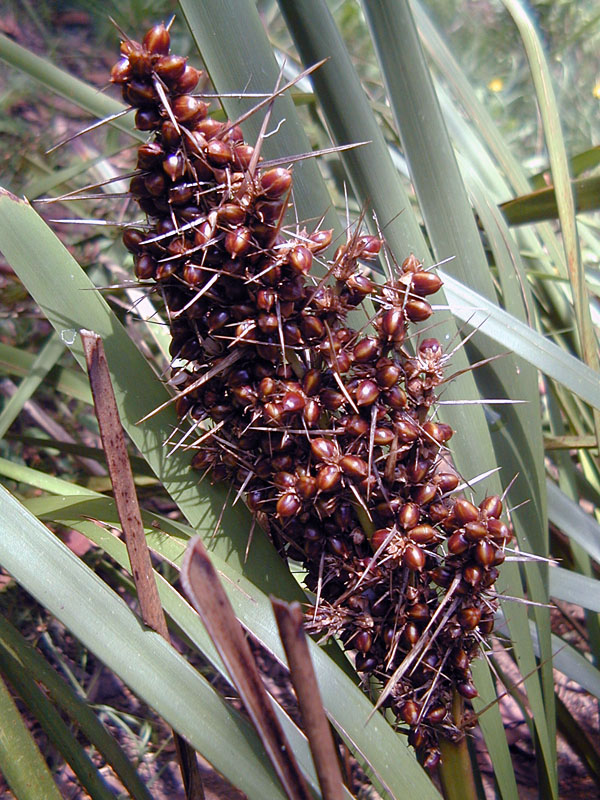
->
15, 1, 600, 798
112, 22, 514, 770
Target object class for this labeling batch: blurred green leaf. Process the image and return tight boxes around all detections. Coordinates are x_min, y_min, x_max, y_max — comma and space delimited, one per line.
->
0, 646, 117, 800
499, 176, 600, 226
0, 332, 64, 438
441, 272, 600, 412
549, 567, 600, 613
0, 615, 154, 800
547, 479, 600, 563
0, 670, 63, 800
0, 341, 92, 404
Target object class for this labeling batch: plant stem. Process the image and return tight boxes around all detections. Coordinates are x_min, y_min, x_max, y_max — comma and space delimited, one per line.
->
437, 692, 478, 800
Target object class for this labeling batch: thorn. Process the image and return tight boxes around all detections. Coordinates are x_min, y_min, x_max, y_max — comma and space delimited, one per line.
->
136, 350, 243, 423
45, 108, 134, 155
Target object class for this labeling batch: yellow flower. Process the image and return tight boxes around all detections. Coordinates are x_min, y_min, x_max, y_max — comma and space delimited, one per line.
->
593, 82, 600, 99
488, 78, 504, 93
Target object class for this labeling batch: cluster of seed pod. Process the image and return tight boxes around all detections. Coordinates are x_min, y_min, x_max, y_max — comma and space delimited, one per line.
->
112, 24, 512, 769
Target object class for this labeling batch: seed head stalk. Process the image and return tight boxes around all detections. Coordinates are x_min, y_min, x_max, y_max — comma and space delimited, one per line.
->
438, 692, 478, 800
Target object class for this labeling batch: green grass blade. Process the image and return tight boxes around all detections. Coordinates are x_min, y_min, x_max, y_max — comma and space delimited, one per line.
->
0, 615, 154, 800
441, 272, 600, 411
0, 33, 136, 139
471, 659, 519, 800
4, 434, 154, 477
547, 635, 600, 701
0, 332, 64, 438
556, 694, 600, 791
412, 0, 569, 279
0, 456, 97, 497
570, 145, 600, 178
549, 567, 600, 613
499, 177, 600, 226
0, 647, 117, 800
0, 671, 63, 800
277, 0, 429, 257
0, 341, 92, 404
546, 479, 600, 563
501, 0, 600, 443
495, 612, 600, 701
0, 484, 294, 800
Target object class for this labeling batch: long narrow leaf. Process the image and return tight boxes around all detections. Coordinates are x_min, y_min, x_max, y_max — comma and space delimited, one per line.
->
549, 567, 600, 613
0, 484, 293, 800
0, 673, 63, 800
0, 648, 117, 800
0, 616, 154, 800
441, 271, 600, 411
546, 479, 600, 563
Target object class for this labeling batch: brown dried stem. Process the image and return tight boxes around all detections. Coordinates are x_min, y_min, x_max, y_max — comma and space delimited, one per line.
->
80, 330, 205, 800
272, 598, 346, 800
181, 537, 313, 800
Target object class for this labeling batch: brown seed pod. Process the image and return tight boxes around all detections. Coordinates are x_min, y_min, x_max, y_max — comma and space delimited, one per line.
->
371, 528, 393, 551
206, 139, 233, 166
422, 749, 441, 771
339, 455, 368, 480
410, 271, 442, 296
480, 495, 503, 518
457, 681, 478, 700
474, 540, 496, 567
155, 54, 187, 83
407, 603, 430, 623
454, 498, 480, 524
276, 491, 301, 518
177, 65, 202, 93
464, 521, 489, 542
307, 229, 333, 252
398, 503, 420, 529
448, 530, 470, 555
487, 518, 512, 542
380, 308, 404, 339
143, 23, 170, 55
426, 704, 447, 725
405, 299, 433, 322
261, 168, 292, 198
288, 246, 313, 275
115, 23, 510, 756
403, 543, 426, 571
225, 226, 252, 258
458, 606, 482, 630
173, 95, 208, 124
402, 621, 421, 645
412, 483, 437, 506
355, 631, 373, 653
317, 465, 342, 493
408, 525, 438, 545
398, 699, 420, 725
353, 337, 380, 363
